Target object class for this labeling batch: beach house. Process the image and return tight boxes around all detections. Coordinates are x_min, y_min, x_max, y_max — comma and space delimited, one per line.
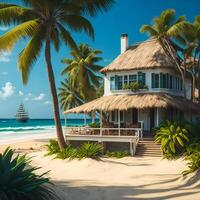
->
64, 34, 200, 155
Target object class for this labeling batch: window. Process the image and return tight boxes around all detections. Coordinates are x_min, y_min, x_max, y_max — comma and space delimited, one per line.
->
124, 75, 128, 85
152, 73, 160, 88
129, 74, 137, 83
169, 75, 173, 89
118, 76, 123, 90
110, 111, 124, 123
110, 76, 115, 90
138, 72, 145, 85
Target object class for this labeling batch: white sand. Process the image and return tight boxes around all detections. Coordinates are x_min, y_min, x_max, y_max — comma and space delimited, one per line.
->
1, 140, 200, 200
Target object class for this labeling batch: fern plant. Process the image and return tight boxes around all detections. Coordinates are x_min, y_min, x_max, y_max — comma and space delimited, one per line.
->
56, 145, 77, 160
106, 151, 129, 158
0, 148, 57, 200
155, 121, 189, 158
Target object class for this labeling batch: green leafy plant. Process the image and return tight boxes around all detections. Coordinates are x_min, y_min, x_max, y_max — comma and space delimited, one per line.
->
76, 143, 103, 159
0, 148, 57, 200
56, 145, 77, 160
106, 151, 129, 158
89, 122, 100, 128
46, 139, 60, 156
183, 151, 200, 175
123, 82, 148, 92
155, 121, 189, 158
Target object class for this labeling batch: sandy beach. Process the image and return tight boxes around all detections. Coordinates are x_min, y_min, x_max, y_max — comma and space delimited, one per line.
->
1, 139, 200, 200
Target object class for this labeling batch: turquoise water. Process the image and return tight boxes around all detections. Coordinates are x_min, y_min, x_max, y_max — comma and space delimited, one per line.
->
0, 118, 95, 144
0, 118, 93, 132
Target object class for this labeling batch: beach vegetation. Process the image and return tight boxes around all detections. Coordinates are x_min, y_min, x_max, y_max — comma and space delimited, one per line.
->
89, 122, 100, 128
155, 120, 190, 159
0, 0, 114, 150
46, 140, 103, 159
106, 151, 129, 158
45, 139, 60, 156
0, 148, 57, 200
59, 44, 104, 110
76, 142, 103, 159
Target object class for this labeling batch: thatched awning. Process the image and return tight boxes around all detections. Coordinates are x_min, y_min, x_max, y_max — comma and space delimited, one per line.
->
64, 94, 200, 114
100, 39, 175, 73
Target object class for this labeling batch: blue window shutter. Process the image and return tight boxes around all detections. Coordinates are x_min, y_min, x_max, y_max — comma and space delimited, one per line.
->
115, 75, 119, 90
152, 73, 155, 88
160, 73, 163, 88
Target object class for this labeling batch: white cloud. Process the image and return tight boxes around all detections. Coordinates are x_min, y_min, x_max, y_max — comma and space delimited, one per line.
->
1, 71, 8, 75
0, 26, 9, 31
24, 97, 29, 101
19, 91, 24, 96
0, 82, 15, 100
44, 101, 51, 105
0, 51, 12, 63
33, 93, 45, 101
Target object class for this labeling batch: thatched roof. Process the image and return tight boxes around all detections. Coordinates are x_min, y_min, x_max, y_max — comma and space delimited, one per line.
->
64, 94, 199, 114
101, 39, 175, 73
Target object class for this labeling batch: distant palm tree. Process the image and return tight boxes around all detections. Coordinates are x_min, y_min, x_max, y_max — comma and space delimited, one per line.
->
140, 9, 187, 97
0, 0, 114, 149
61, 44, 103, 101
172, 16, 200, 101
58, 78, 84, 111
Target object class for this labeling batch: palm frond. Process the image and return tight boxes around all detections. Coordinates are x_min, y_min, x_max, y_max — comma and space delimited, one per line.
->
140, 25, 158, 37
0, 19, 39, 51
0, 5, 33, 26
18, 26, 45, 84
61, 14, 94, 39
58, 24, 78, 50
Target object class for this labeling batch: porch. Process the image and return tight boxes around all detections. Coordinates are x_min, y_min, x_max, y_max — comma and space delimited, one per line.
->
63, 93, 199, 156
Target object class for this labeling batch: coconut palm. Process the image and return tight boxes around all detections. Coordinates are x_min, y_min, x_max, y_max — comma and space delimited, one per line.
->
58, 78, 84, 111
140, 9, 188, 97
0, 0, 114, 149
61, 44, 103, 101
174, 16, 200, 101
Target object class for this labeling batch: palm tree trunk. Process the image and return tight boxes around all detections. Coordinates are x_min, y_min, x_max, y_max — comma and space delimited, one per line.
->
45, 39, 66, 149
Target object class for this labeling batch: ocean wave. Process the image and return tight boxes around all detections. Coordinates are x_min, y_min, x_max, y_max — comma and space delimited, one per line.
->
0, 125, 55, 132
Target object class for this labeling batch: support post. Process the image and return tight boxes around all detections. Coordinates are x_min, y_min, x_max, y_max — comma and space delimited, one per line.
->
64, 114, 67, 127
92, 111, 95, 123
156, 107, 159, 127
118, 110, 120, 136
100, 110, 102, 136
84, 113, 86, 127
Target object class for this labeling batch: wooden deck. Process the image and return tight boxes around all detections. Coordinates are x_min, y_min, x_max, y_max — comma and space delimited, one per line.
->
64, 127, 141, 155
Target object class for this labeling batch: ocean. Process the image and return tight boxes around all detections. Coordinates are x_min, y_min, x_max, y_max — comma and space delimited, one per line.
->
0, 118, 93, 145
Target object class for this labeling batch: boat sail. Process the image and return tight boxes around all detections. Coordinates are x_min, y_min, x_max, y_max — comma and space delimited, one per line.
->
15, 103, 29, 122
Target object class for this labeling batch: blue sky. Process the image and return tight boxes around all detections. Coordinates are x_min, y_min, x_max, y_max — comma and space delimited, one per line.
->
0, 0, 199, 119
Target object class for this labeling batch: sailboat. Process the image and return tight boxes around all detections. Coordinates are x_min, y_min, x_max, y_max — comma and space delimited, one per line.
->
15, 103, 29, 122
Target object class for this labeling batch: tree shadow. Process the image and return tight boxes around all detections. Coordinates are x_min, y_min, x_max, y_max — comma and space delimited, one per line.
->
52, 173, 200, 200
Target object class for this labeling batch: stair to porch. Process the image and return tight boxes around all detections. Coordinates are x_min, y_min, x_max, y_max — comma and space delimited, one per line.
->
135, 138, 162, 157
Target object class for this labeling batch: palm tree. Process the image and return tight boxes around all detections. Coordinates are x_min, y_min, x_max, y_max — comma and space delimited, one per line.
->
58, 78, 84, 111
170, 16, 200, 101
61, 44, 103, 101
140, 9, 187, 97
0, 0, 114, 149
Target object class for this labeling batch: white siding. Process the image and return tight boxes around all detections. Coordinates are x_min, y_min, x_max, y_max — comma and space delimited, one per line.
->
103, 68, 192, 99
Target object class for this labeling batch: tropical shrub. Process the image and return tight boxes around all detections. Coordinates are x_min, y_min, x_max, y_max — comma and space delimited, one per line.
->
155, 121, 189, 158
123, 82, 148, 92
106, 151, 129, 158
0, 148, 57, 200
56, 145, 77, 160
46, 139, 60, 156
89, 122, 100, 128
183, 151, 200, 175
76, 143, 103, 159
